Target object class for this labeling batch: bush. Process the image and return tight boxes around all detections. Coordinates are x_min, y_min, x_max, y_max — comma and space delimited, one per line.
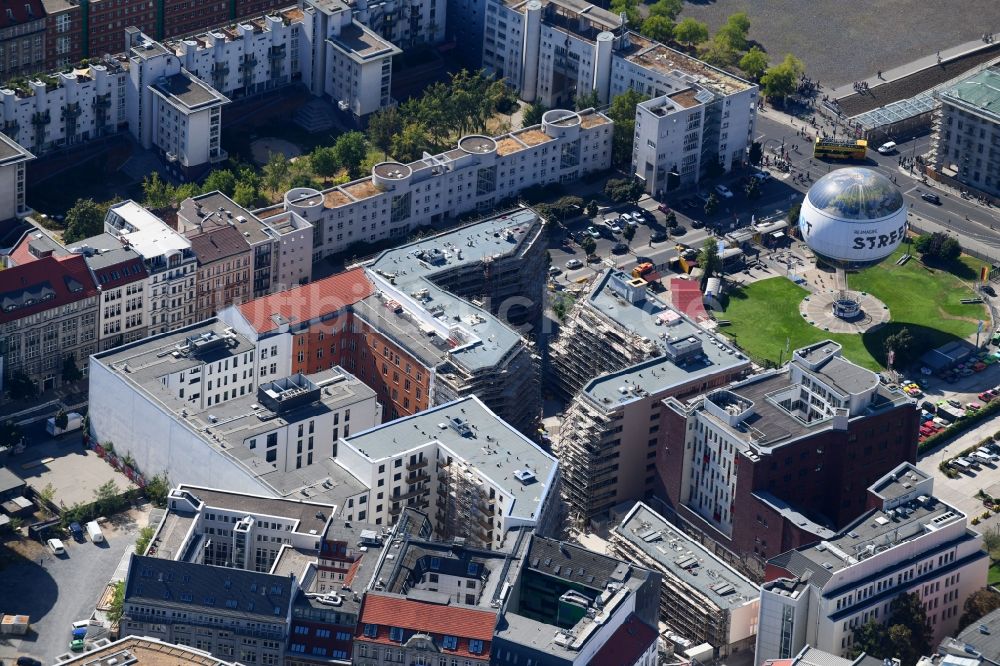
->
918, 398, 1000, 454
135, 525, 155, 555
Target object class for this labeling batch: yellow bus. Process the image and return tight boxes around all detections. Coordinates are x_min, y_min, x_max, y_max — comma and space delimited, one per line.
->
813, 138, 867, 160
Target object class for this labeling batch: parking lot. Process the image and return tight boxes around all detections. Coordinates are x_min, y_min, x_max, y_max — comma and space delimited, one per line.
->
0, 508, 145, 664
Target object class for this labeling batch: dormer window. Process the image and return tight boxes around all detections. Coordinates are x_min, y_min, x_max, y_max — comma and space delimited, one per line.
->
363, 623, 378, 638
389, 626, 404, 642
442, 635, 458, 650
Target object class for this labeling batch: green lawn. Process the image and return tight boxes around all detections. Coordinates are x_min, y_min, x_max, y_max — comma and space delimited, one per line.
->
719, 249, 988, 370
990, 560, 1000, 586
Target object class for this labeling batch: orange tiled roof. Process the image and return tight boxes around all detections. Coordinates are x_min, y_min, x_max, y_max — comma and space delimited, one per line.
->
236, 268, 374, 333
357, 594, 496, 658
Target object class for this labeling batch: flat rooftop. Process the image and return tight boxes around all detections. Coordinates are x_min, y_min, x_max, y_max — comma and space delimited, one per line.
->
624, 37, 753, 96
179, 192, 273, 245
580, 269, 750, 406
328, 21, 399, 60
869, 465, 931, 502
173, 484, 332, 538
364, 208, 540, 371
53, 635, 240, 664
106, 201, 191, 259
344, 396, 556, 522
940, 65, 1000, 120
153, 72, 228, 111
614, 502, 758, 607
0, 131, 33, 165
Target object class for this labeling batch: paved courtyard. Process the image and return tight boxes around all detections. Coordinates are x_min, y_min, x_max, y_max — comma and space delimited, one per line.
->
680, 0, 1000, 85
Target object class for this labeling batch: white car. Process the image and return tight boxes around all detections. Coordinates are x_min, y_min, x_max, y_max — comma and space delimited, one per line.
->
714, 184, 734, 199
877, 141, 897, 155
604, 220, 623, 234
751, 171, 771, 183
47, 538, 66, 555
547, 265, 562, 276
586, 226, 601, 238
565, 258, 584, 270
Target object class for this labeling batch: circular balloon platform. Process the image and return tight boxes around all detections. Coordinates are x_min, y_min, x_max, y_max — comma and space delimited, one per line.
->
799, 290, 890, 334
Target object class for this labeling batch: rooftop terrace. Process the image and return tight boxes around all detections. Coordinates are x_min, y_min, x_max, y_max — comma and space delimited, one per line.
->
624, 37, 753, 96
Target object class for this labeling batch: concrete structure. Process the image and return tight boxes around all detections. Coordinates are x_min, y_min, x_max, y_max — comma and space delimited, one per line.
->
224, 209, 547, 434
338, 395, 559, 545
611, 501, 759, 658
87, 320, 379, 511
657, 340, 920, 578
0, 252, 98, 393
0, 132, 32, 220
550, 269, 751, 524
52, 635, 244, 665
756, 462, 988, 661
105, 200, 198, 335
929, 64, 1000, 199
0, 0, 47, 79
270, 108, 611, 259
492, 534, 661, 666
177, 191, 313, 299
121, 553, 294, 663
66, 233, 150, 350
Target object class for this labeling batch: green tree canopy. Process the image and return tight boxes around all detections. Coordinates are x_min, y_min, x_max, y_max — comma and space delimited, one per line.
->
701, 35, 739, 68
392, 122, 432, 163
367, 106, 403, 158
641, 16, 675, 44
607, 89, 647, 167
522, 102, 548, 128
610, 0, 641, 28
884, 327, 915, 366
648, 0, 682, 20
575, 89, 600, 111
310, 146, 339, 178
761, 53, 805, 102
333, 132, 369, 179
698, 237, 721, 281
580, 235, 597, 256
914, 232, 961, 261
674, 18, 709, 48
202, 169, 237, 197
61, 354, 82, 382
63, 198, 110, 243
959, 589, 1000, 631
851, 593, 930, 665
261, 152, 291, 194
716, 11, 751, 51
740, 46, 769, 81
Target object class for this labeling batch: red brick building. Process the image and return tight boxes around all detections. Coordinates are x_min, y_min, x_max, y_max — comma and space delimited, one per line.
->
654, 341, 919, 579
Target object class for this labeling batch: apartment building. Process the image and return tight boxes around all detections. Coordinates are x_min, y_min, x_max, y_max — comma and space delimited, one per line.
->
0, 131, 32, 220
657, 340, 920, 578
177, 191, 313, 298
492, 535, 661, 666
275, 108, 611, 259
611, 501, 759, 658
66, 233, 150, 350
338, 395, 559, 545
105, 200, 198, 335
756, 463, 989, 661
87, 320, 379, 510
0, 252, 98, 393
928, 64, 1000, 200
121, 554, 293, 663
187, 225, 252, 322
52, 635, 245, 665
552, 269, 751, 524
223, 209, 546, 433
0, 0, 47, 79
349, 0, 446, 48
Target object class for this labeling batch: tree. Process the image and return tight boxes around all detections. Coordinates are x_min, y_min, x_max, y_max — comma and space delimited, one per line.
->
983, 525, 1000, 558
391, 122, 432, 163
54, 409, 69, 431
648, 0, 682, 20
665, 211, 678, 228
144, 473, 171, 508
623, 224, 636, 243
367, 106, 402, 158
674, 18, 709, 48
310, 146, 339, 179
0, 420, 22, 448
698, 237, 721, 280
761, 54, 805, 103
788, 202, 802, 225
63, 198, 108, 243
740, 46, 769, 81
94, 479, 123, 515
607, 89, 647, 167
641, 16, 675, 44
333, 132, 369, 179
232, 180, 258, 209
6, 371, 37, 401
914, 232, 962, 261
575, 89, 600, 111
135, 525, 156, 555
704, 192, 719, 216
716, 12, 751, 51
883, 327, 915, 366
960, 589, 1000, 631
604, 178, 644, 203
580, 235, 597, 256
108, 580, 125, 624
522, 102, 547, 128
38, 483, 56, 516
851, 593, 931, 665
609, 0, 640, 28
701, 35, 739, 68
745, 176, 761, 200
261, 151, 291, 195
61, 354, 82, 383
748, 140, 763, 165
202, 169, 237, 197
586, 200, 599, 218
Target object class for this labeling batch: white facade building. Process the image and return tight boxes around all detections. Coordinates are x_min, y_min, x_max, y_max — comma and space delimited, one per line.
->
104, 201, 199, 336
337, 395, 560, 547
273, 107, 611, 259
87, 320, 378, 511
351, 0, 447, 48
756, 463, 989, 662
0, 132, 32, 220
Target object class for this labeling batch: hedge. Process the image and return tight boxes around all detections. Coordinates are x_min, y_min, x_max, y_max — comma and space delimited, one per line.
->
918, 397, 1000, 455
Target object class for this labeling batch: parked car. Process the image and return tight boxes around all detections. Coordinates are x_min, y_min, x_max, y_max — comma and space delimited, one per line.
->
586, 226, 601, 238
650, 230, 668, 243
751, 170, 772, 183
565, 258, 584, 270
47, 538, 66, 555
714, 184, 734, 199
547, 266, 562, 277
17, 658, 44, 666
69, 522, 85, 543
921, 192, 941, 204
604, 219, 623, 234
877, 141, 897, 154
657, 203, 672, 215
691, 219, 705, 229
612, 242, 629, 255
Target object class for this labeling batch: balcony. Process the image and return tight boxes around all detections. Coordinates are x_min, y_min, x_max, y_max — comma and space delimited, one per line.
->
406, 458, 428, 471
392, 484, 427, 501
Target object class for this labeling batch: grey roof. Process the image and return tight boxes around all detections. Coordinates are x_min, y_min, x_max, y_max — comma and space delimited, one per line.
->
753, 491, 836, 540
364, 209, 539, 372
342, 396, 557, 522
0, 131, 33, 165
179, 192, 273, 246
808, 355, 879, 395
613, 502, 758, 608
67, 233, 143, 271
175, 485, 332, 538
152, 72, 228, 111
0, 467, 26, 494
125, 554, 293, 619
580, 269, 750, 407
950, 607, 1000, 661
793, 645, 865, 666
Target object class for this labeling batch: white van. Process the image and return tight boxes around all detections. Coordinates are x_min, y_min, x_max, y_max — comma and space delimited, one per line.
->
47, 538, 66, 555
877, 141, 897, 155
950, 458, 971, 472
85, 521, 104, 543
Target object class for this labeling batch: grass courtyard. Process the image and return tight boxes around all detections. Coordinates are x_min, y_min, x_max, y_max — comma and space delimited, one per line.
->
719, 249, 989, 371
